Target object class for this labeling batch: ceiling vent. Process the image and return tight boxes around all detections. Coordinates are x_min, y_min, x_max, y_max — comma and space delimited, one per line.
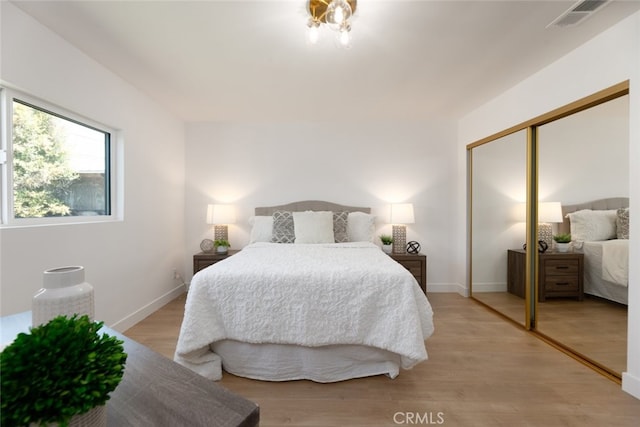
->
547, 0, 611, 28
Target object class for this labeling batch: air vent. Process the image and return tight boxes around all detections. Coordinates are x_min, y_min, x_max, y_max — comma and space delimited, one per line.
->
547, 0, 611, 28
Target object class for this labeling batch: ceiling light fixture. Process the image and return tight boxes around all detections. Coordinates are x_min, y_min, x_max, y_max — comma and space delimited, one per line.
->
307, 0, 357, 48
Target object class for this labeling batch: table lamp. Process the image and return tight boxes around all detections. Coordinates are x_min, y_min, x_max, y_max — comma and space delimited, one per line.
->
391, 203, 415, 254
206, 204, 236, 241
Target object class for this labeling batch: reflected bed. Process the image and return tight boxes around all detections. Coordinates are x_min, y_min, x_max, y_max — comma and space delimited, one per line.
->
559, 197, 629, 305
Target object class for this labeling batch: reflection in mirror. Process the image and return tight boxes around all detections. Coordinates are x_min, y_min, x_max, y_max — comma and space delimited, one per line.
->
470, 129, 527, 326
536, 94, 629, 376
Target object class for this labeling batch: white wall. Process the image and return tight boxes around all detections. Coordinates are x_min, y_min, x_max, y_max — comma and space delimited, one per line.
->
0, 3, 186, 331
458, 11, 640, 399
539, 95, 629, 203
184, 120, 461, 292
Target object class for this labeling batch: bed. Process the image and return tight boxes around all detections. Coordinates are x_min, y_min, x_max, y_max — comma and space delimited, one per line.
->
174, 201, 434, 382
558, 197, 629, 305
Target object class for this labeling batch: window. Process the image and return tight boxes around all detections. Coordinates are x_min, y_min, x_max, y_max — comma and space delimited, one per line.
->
1, 89, 118, 225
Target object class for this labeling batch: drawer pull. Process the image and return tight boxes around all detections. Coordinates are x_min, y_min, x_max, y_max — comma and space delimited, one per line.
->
555, 266, 569, 270
556, 282, 570, 286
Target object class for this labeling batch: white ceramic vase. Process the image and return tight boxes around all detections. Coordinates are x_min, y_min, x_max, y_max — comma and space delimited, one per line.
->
555, 242, 571, 253
382, 244, 393, 254
32, 266, 94, 327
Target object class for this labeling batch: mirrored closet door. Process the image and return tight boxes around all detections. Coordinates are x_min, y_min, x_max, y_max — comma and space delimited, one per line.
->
468, 81, 629, 379
536, 93, 629, 377
469, 130, 528, 327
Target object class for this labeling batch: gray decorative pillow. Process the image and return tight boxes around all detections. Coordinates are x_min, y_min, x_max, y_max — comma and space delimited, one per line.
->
333, 211, 349, 243
272, 211, 295, 243
617, 207, 629, 239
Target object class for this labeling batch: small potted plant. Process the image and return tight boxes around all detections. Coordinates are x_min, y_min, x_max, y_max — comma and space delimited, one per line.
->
553, 233, 572, 253
379, 234, 393, 254
1, 314, 127, 427
214, 239, 230, 254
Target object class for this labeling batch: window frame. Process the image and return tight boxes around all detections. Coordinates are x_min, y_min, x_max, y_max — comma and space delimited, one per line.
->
0, 87, 121, 227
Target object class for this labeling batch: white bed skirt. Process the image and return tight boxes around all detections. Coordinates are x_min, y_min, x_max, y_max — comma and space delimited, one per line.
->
212, 340, 403, 382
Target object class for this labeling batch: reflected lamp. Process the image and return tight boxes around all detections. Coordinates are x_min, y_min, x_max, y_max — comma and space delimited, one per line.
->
538, 202, 563, 250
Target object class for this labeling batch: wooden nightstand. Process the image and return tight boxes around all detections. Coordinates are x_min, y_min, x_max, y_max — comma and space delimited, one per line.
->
390, 253, 427, 294
193, 250, 240, 274
507, 249, 584, 302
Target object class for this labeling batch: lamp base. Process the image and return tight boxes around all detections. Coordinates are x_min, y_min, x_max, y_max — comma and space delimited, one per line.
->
392, 225, 407, 254
214, 225, 228, 241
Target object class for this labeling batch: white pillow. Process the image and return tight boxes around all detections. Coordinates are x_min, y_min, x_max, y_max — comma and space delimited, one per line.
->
347, 211, 375, 242
567, 209, 617, 241
292, 211, 335, 244
249, 216, 273, 243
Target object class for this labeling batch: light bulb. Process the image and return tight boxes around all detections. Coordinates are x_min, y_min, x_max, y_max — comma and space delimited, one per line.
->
307, 26, 319, 44
326, 0, 352, 30
336, 23, 351, 49
339, 29, 350, 46
307, 18, 320, 45
335, 5, 345, 24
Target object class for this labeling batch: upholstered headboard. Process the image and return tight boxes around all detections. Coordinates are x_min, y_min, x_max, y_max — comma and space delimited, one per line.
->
557, 197, 629, 235
255, 200, 370, 216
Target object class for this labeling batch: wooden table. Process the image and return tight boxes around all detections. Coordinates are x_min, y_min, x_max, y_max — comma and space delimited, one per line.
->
193, 249, 240, 274
0, 312, 259, 426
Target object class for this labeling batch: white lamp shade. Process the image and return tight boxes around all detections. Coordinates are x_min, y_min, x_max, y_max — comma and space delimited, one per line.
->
538, 202, 563, 223
390, 203, 415, 225
206, 204, 236, 225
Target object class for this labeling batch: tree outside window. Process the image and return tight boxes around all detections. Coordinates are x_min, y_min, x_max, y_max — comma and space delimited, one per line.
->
12, 100, 109, 219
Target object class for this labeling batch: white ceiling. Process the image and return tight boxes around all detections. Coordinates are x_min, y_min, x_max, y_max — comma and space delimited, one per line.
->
10, 0, 640, 122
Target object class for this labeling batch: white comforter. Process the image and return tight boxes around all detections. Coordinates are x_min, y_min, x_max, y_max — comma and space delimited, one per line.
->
174, 242, 434, 380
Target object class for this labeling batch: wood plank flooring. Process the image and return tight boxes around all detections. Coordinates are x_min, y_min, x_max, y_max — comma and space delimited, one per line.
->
473, 291, 627, 374
124, 293, 640, 426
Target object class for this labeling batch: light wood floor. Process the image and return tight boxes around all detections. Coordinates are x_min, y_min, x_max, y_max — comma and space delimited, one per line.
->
474, 291, 627, 374
124, 293, 640, 426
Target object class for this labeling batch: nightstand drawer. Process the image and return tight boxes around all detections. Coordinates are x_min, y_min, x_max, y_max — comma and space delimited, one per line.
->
401, 260, 422, 278
193, 250, 240, 274
194, 258, 222, 274
544, 259, 579, 276
508, 249, 584, 302
545, 276, 579, 292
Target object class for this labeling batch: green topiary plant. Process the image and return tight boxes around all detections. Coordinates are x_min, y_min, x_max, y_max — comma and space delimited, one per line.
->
1, 314, 127, 427
379, 234, 393, 245
553, 233, 572, 243
214, 239, 230, 248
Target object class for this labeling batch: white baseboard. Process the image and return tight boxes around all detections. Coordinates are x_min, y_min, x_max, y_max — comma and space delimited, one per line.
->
622, 372, 640, 400
471, 282, 507, 293
110, 285, 186, 333
427, 282, 468, 297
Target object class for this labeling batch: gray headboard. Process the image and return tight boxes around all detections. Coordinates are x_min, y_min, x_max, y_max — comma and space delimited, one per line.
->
557, 197, 629, 234
255, 200, 370, 216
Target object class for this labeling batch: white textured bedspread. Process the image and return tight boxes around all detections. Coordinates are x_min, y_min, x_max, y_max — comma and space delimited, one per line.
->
174, 242, 434, 381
